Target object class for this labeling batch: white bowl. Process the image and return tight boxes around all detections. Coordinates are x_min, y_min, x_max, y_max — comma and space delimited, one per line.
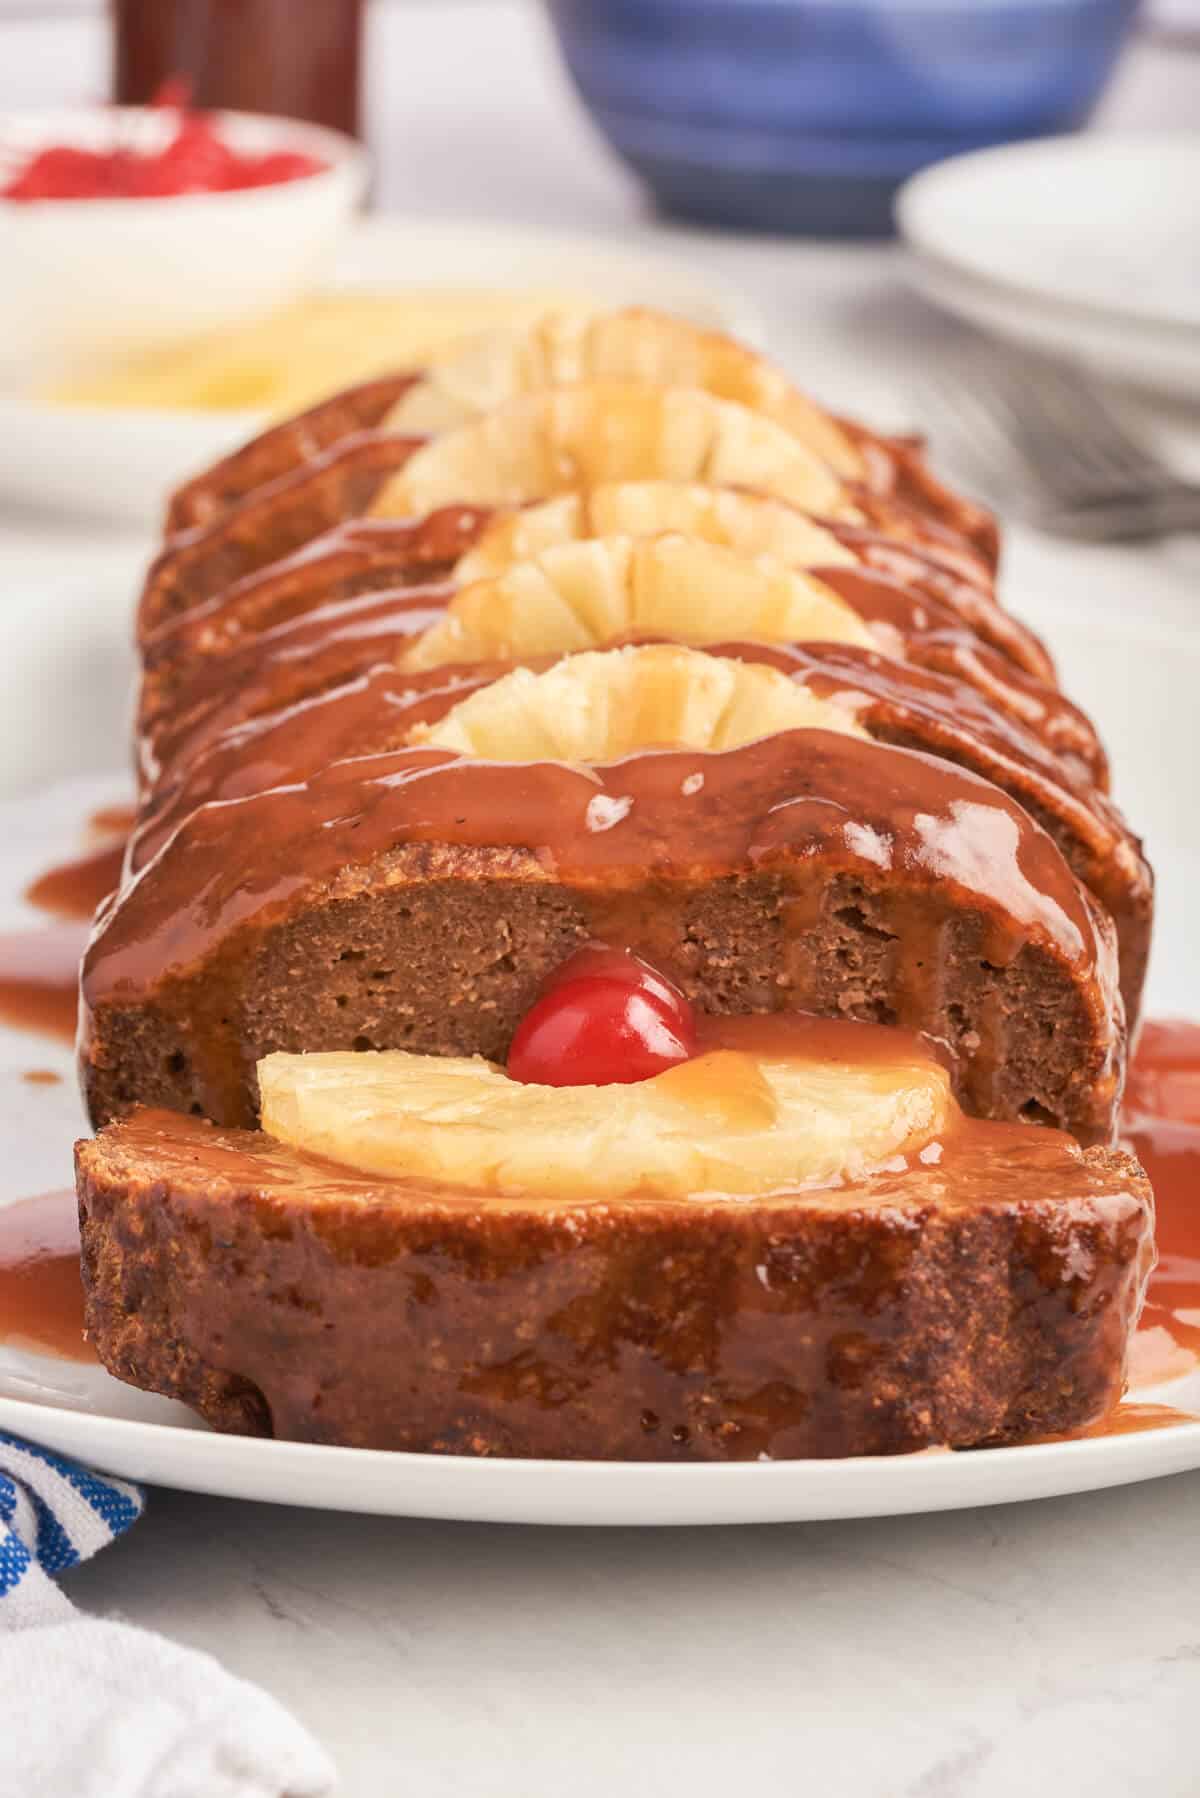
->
0, 107, 369, 381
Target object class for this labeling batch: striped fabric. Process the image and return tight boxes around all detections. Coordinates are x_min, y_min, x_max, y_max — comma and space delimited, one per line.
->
0, 1430, 143, 1630
0, 1431, 336, 1793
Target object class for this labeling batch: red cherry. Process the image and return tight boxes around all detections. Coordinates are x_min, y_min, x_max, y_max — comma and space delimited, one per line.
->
537, 944, 691, 1027
507, 975, 697, 1087
3, 146, 110, 200
0, 105, 326, 203
237, 150, 325, 188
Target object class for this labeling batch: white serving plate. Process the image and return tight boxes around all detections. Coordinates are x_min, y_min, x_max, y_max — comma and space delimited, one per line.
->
896, 134, 1200, 398
0, 593, 1197, 1524
0, 214, 760, 526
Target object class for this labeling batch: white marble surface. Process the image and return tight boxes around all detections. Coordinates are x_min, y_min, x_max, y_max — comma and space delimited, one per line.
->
3, 7, 1200, 1794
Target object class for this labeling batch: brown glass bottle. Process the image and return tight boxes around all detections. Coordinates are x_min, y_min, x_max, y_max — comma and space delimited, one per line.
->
112, 0, 364, 137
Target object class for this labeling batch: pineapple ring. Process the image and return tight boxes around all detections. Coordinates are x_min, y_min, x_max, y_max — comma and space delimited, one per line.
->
258, 1043, 952, 1201
402, 532, 875, 673
382, 307, 862, 480
369, 383, 854, 524
453, 481, 859, 586
408, 644, 869, 763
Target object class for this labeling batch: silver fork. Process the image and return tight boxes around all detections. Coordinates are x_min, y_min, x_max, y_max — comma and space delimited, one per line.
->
919, 336, 1200, 542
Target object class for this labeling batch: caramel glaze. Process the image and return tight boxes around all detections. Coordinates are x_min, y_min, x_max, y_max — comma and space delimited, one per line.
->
142, 504, 1040, 690
138, 587, 452, 788
0, 924, 87, 1042
126, 636, 1150, 1027
141, 512, 485, 668
0, 1191, 92, 1363
74, 1014, 1150, 1458
908, 633, 1105, 790
1122, 1019, 1200, 1388
136, 563, 1105, 800
835, 417, 1001, 569
1077, 1404, 1198, 1437
165, 371, 418, 538
826, 520, 993, 613
137, 431, 426, 640
157, 365, 996, 574
1, 806, 131, 1046
814, 566, 1050, 687
25, 805, 135, 922
82, 728, 1121, 1137
141, 429, 1004, 648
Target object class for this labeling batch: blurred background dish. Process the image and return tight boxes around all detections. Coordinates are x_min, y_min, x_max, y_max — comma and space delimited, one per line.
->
0, 213, 760, 524
543, 0, 1143, 236
0, 105, 368, 380
897, 132, 1200, 395
111, 0, 365, 137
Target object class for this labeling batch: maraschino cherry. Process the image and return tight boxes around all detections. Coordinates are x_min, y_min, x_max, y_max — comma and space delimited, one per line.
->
1, 84, 326, 202
507, 945, 697, 1087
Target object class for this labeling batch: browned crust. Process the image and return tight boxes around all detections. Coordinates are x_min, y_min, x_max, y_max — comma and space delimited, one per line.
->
75, 1117, 1152, 1460
139, 433, 425, 640
836, 420, 1001, 569
164, 373, 419, 538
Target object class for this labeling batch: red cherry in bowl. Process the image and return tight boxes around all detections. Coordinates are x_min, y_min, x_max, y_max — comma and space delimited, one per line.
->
508, 952, 697, 1087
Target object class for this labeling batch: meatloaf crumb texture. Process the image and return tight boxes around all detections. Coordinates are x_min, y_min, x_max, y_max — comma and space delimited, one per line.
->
76, 1114, 1152, 1460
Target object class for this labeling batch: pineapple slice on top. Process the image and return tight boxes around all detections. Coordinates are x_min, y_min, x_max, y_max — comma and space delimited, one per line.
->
382, 306, 863, 480
259, 1040, 951, 1201
370, 383, 854, 523
402, 532, 874, 672
453, 481, 858, 586
408, 644, 869, 763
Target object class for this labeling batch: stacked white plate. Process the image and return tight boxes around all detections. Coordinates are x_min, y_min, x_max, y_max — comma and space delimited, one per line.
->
897, 133, 1200, 399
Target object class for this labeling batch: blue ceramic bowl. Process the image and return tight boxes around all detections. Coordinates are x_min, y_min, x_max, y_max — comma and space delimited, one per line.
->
543, 0, 1142, 236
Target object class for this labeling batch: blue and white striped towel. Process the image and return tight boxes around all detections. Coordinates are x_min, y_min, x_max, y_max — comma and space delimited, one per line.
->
0, 1431, 335, 1798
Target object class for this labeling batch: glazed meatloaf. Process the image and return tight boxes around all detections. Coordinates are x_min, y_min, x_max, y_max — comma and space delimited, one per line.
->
126, 639, 1151, 1021
134, 549, 1107, 801
74, 307, 1154, 1462
138, 380, 997, 640
76, 1105, 1151, 1459
81, 725, 1124, 1140
161, 307, 999, 563
136, 555, 1058, 772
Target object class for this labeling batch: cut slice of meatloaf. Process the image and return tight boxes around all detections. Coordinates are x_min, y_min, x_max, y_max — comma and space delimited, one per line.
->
75, 1107, 1150, 1459
81, 730, 1124, 1141
837, 423, 1000, 568
164, 372, 419, 536
127, 640, 1151, 1023
136, 580, 1107, 803
136, 589, 450, 790
138, 556, 1050, 728
139, 433, 426, 639
139, 510, 490, 659
140, 422, 996, 641
140, 516, 1046, 689
145, 508, 998, 654
134, 554, 1060, 778
161, 330, 996, 568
